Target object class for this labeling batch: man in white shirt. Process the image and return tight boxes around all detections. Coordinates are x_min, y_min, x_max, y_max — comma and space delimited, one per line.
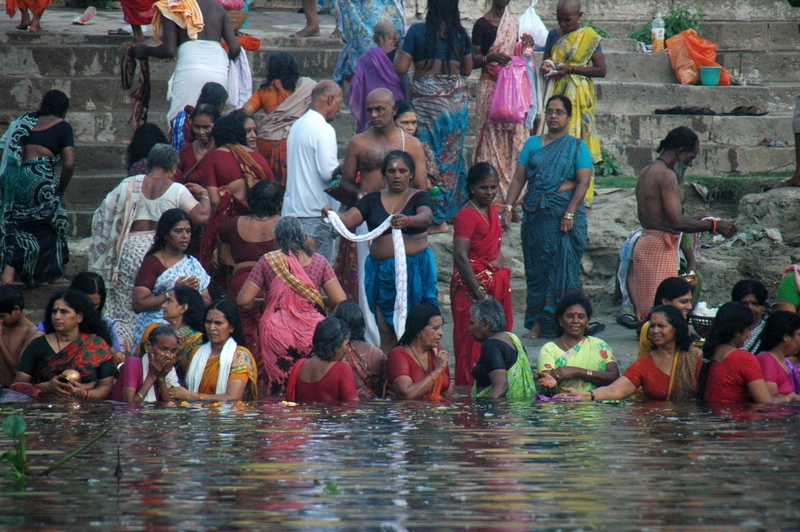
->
283, 80, 343, 264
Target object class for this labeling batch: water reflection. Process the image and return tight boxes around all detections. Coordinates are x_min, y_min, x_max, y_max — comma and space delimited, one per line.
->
0, 398, 798, 529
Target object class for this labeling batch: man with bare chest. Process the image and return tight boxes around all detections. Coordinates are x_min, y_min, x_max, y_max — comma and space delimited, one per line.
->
0, 286, 41, 386
341, 88, 428, 195
629, 127, 737, 322
333, 89, 428, 345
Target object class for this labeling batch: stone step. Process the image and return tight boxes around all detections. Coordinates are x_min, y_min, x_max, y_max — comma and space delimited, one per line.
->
718, 51, 800, 83
593, 81, 772, 114
63, 171, 127, 210
595, 113, 795, 148
606, 143, 795, 176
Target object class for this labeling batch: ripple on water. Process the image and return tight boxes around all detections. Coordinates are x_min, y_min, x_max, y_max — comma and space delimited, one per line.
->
0, 399, 798, 528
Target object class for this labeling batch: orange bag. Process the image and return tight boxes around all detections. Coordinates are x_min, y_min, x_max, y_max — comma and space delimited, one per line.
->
682, 30, 730, 86
666, 32, 698, 84
667, 30, 730, 86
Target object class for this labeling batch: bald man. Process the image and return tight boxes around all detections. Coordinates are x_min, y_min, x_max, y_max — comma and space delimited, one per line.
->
348, 21, 407, 133
283, 80, 344, 263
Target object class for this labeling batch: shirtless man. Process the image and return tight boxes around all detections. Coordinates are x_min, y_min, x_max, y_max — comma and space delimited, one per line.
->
341, 88, 427, 197
0, 286, 41, 387
629, 127, 737, 322
332, 88, 427, 345
134, 0, 240, 124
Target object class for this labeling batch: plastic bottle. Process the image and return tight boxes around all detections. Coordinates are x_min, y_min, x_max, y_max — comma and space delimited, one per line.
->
651, 12, 665, 53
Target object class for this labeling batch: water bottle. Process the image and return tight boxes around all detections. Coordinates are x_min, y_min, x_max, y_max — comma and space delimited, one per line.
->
651, 12, 665, 53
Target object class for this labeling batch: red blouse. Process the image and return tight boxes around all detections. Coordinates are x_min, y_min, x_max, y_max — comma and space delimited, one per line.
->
218, 216, 277, 264
386, 347, 451, 395
289, 360, 359, 401
698, 349, 764, 403
192, 149, 274, 188
623, 355, 671, 400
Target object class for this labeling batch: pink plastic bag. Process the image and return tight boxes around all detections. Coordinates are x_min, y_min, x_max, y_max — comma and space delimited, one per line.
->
489, 56, 533, 125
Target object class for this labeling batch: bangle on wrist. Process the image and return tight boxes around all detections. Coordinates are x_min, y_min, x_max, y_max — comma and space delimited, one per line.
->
589, 390, 595, 401
197, 393, 204, 401
702, 216, 717, 233
586, 369, 593, 377
503, 204, 514, 212
84, 390, 90, 399
136, 392, 145, 401
563, 212, 574, 220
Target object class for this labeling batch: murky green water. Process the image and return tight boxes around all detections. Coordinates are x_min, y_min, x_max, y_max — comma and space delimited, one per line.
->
1, 397, 798, 530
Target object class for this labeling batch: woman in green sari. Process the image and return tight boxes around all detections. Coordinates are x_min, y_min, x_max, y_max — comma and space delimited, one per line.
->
469, 298, 535, 399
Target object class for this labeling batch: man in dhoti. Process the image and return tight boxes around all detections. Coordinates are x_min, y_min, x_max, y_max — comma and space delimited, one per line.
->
629, 127, 736, 323
134, 0, 240, 125
335, 88, 427, 345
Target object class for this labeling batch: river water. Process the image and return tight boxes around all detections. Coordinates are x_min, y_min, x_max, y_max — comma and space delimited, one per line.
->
1, 397, 798, 530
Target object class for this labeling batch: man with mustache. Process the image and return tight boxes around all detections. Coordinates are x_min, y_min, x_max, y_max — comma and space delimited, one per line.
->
628, 127, 737, 323
332, 88, 427, 345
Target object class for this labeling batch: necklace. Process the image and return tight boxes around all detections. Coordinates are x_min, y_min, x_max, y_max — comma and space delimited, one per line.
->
407, 344, 427, 370
386, 187, 410, 214
469, 200, 490, 225
656, 156, 671, 166
55, 333, 77, 353
559, 336, 581, 352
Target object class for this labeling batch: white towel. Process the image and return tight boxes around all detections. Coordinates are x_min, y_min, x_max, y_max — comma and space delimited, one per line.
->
185, 337, 238, 394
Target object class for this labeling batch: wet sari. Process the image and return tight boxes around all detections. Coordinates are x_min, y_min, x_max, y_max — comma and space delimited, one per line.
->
450, 204, 512, 386
0, 113, 69, 285
28, 333, 113, 384
472, 333, 535, 400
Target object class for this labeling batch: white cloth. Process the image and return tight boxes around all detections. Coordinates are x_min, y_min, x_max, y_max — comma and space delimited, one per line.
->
185, 337, 238, 394
140, 353, 180, 402
282, 109, 340, 218
167, 40, 230, 122
227, 50, 252, 108
327, 212, 407, 338
356, 223, 380, 346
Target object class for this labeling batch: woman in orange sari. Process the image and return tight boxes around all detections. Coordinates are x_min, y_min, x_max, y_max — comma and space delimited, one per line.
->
387, 303, 454, 400
241, 53, 315, 187
168, 299, 258, 401
451, 163, 512, 385
471, 0, 529, 209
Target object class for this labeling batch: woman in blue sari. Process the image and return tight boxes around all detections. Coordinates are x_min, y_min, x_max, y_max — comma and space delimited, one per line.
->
393, 0, 472, 233
501, 95, 592, 339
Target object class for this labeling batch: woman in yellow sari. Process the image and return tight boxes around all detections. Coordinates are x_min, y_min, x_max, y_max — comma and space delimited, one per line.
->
541, 0, 605, 205
168, 299, 258, 401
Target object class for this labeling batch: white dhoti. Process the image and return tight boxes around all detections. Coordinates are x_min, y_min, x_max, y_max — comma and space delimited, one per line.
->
356, 223, 380, 347
167, 40, 230, 122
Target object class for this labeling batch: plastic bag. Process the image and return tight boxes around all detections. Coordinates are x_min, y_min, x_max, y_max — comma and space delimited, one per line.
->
518, 0, 549, 49
683, 29, 730, 86
489, 57, 533, 125
666, 32, 698, 84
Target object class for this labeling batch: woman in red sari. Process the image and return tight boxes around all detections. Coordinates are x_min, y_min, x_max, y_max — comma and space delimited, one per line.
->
218, 180, 284, 357
387, 303, 454, 400
450, 163, 513, 385
193, 112, 274, 297
13, 290, 114, 399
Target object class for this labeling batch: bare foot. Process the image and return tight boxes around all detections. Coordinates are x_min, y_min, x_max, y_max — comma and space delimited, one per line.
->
428, 221, 449, 234
290, 25, 320, 38
28, 26, 47, 33
15, 22, 30, 30
330, 27, 341, 39
779, 174, 800, 187
522, 323, 541, 339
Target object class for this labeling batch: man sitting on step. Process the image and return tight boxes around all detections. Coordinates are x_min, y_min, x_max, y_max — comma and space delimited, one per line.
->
134, 0, 240, 128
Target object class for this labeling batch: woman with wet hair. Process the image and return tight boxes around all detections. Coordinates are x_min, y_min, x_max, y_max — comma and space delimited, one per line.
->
731, 279, 769, 353
754, 311, 800, 402
697, 302, 774, 404
285, 318, 359, 402
333, 300, 387, 399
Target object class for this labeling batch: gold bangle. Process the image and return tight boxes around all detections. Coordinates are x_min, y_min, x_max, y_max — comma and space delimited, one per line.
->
136, 392, 145, 401
563, 212, 575, 220
503, 204, 514, 212
197, 393, 204, 401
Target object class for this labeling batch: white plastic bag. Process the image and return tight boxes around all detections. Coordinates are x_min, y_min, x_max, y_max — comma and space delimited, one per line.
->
518, 0, 549, 49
